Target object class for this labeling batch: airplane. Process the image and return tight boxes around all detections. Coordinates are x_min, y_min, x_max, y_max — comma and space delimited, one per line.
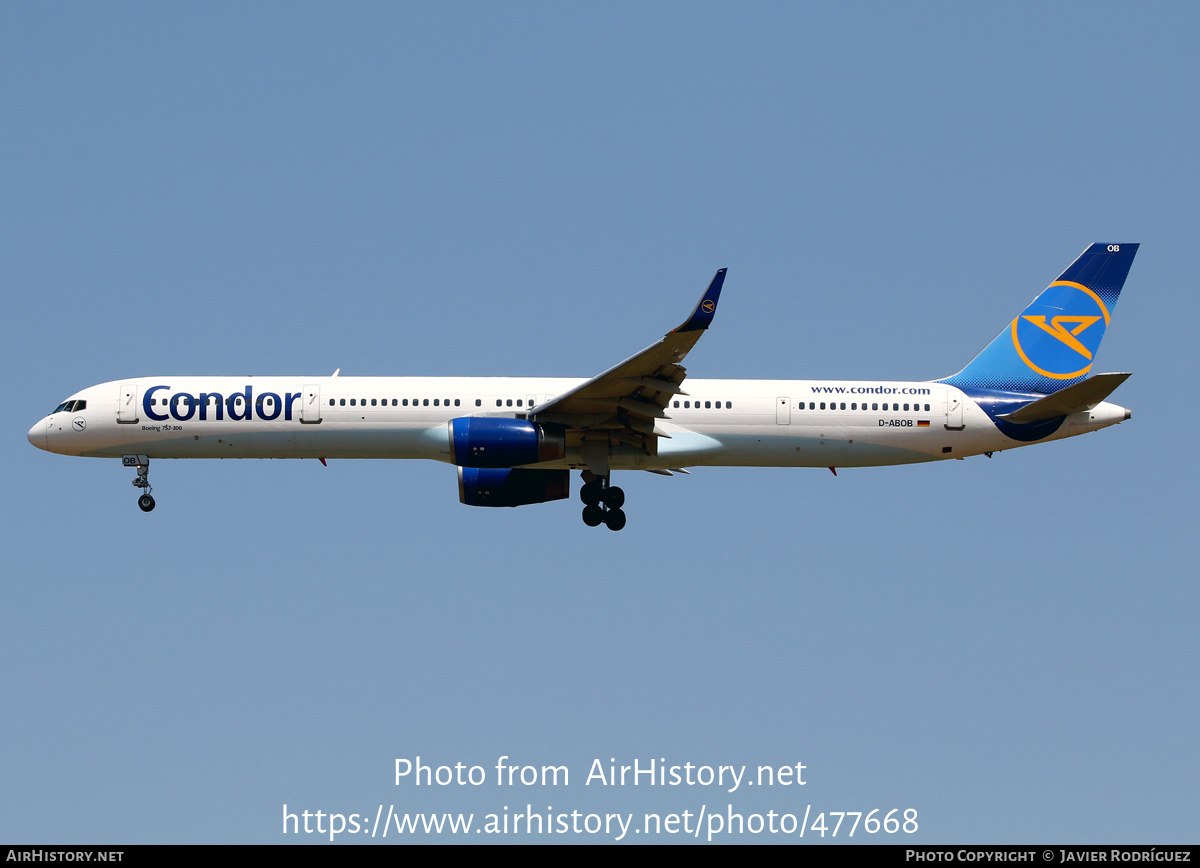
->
28, 243, 1137, 531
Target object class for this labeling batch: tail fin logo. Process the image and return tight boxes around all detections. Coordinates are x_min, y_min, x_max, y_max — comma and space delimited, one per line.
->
1011, 281, 1111, 380
1020, 314, 1102, 358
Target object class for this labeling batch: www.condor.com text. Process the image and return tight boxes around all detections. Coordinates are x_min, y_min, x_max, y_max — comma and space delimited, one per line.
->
282, 804, 918, 842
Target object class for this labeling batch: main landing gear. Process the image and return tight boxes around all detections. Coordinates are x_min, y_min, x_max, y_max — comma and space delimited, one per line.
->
579, 471, 625, 531
124, 455, 155, 512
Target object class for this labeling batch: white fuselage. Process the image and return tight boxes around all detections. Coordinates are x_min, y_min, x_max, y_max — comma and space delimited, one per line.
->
28, 376, 1129, 470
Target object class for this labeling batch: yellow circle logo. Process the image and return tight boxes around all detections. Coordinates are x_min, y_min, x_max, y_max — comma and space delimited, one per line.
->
1011, 281, 1110, 380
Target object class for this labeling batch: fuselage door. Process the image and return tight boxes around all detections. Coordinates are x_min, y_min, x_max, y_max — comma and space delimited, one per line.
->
301, 384, 322, 424
117, 383, 139, 423
945, 391, 965, 430
777, 397, 791, 425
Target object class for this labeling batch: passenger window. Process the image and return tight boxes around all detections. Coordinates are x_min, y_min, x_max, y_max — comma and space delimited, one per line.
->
705, 401, 711, 409
673, 401, 680, 408
455, 399, 461, 407
475, 399, 481, 407
340, 399, 346, 406
726, 402, 732, 409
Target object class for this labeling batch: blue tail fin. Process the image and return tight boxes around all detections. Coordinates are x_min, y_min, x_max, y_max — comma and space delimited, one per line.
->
939, 243, 1138, 394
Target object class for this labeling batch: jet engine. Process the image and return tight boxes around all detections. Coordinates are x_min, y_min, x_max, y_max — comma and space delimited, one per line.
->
457, 467, 570, 507
448, 417, 566, 468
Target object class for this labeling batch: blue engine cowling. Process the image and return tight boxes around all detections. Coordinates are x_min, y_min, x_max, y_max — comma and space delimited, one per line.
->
458, 467, 570, 507
449, 417, 566, 468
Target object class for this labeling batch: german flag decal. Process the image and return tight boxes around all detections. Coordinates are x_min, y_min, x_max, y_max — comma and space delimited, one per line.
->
917, 420, 930, 427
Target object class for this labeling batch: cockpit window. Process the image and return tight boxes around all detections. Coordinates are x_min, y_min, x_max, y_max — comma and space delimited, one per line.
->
50, 399, 88, 414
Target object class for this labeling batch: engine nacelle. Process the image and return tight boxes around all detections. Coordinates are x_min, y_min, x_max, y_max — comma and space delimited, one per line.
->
458, 467, 570, 507
449, 417, 566, 468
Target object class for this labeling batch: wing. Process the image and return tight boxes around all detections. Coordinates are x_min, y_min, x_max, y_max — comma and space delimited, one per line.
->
529, 269, 727, 455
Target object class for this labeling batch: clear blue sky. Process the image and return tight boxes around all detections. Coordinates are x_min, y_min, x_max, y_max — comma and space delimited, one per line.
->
3, 2, 1196, 843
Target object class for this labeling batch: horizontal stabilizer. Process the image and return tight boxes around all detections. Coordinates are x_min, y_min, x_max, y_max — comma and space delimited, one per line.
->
998, 373, 1131, 423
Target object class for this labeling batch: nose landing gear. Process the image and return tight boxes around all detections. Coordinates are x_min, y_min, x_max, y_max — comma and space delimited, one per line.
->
124, 455, 155, 512
579, 471, 625, 530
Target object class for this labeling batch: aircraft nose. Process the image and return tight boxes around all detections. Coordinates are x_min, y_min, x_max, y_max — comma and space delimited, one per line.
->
28, 419, 46, 450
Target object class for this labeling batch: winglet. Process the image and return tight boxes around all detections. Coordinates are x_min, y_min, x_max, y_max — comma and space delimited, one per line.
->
674, 268, 727, 332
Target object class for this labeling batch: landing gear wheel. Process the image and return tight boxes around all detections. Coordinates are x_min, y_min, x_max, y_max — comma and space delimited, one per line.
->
127, 456, 155, 512
580, 481, 602, 506
578, 470, 629, 529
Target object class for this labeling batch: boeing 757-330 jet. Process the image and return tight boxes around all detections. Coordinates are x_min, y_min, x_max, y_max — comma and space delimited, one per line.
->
28, 243, 1137, 530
